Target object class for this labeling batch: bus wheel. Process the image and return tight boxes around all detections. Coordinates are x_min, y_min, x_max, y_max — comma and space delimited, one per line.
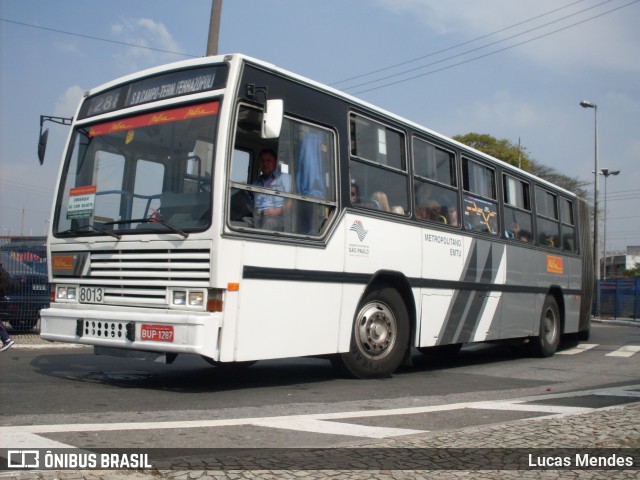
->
530, 295, 560, 357
333, 286, 409, 379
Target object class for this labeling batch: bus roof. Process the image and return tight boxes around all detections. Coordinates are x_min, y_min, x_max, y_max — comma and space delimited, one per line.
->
84, 53, 577, 199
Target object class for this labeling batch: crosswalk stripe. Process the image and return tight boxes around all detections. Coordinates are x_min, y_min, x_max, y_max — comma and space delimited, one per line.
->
251, 418, 426, 439
556, 343, 599, 355
605, 345, 640, 357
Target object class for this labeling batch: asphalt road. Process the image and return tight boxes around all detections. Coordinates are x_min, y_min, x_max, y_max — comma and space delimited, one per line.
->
1, 322, 639, 451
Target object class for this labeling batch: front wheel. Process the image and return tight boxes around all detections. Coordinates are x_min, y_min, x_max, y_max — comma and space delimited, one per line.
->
332, 285, 409, 379
529, 295, 561, 357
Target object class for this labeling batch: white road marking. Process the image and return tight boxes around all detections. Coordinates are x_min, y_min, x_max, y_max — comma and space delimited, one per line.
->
1, 431, 75, 449
556, 343, 599, 355
251, 418, 425, 438
605, 345, 640, 357
468, 402, 590, 415
2, 385, 638, 449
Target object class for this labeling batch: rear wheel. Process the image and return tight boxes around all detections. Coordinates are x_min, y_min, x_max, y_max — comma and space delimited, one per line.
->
529, 295, 560, 357
332, 285, 409, 379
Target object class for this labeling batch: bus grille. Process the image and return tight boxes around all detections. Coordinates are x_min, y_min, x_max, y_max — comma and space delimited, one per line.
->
84, 248, 211, 307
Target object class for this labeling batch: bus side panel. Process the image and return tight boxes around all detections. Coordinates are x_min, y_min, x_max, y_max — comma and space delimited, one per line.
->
341, 214, 422, 351
232, 223, 346, 361
563, 256, 583, 333
422, 236, 505, 347
419, 228, 466, 348
501, 244, 538, 339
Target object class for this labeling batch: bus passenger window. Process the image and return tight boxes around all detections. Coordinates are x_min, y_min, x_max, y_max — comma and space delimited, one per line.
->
349, 113, 408, 215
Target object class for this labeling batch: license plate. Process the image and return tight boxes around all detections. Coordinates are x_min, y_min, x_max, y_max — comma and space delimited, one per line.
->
79, 286, 104, 304
141, 324, 174, 342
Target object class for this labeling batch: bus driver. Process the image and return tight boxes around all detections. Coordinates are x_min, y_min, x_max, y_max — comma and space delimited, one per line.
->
252, 148, 291, 231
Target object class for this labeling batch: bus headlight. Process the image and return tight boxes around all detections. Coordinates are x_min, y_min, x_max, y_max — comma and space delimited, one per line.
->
172, 290, 187, 306
55, 285, 78, 302
170, 289, 207, 309
188, 291, 204, 306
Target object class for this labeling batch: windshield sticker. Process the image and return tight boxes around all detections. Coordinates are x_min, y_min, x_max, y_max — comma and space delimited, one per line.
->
67, 185, 96, 219
89, 101, 220, 137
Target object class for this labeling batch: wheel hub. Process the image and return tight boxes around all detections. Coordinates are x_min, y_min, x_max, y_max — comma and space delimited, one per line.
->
355, 302, 396, 360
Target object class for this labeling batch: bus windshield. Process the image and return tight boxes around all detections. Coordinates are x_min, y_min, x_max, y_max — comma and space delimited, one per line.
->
54, 101, 219, 237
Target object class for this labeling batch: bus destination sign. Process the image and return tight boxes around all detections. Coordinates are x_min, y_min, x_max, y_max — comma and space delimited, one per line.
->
80, 65, 227, 119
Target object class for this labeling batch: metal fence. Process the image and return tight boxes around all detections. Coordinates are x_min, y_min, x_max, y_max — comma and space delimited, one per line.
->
599, 277, 640, 320
0, 236, 49, 332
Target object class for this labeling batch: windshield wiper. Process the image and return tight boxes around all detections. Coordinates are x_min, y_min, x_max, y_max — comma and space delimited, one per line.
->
104, 218, 189, 238
59, 223, 122, 240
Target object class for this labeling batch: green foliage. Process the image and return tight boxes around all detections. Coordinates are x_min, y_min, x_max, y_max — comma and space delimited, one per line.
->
453, 132, 589, 198
623, 263, 640, 277
453, 132, 531, 171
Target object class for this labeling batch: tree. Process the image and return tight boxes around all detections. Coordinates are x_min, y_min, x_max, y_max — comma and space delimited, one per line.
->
453, 132, 589, 198
623, 263, 640, 277
453, 133, 531, 171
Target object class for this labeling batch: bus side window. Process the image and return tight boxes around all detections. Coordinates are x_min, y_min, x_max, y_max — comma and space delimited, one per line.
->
350, 113, 408, 215
229, 104, 338, 236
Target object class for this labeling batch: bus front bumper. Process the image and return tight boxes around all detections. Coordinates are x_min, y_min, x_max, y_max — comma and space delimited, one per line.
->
39, 304, 221, 359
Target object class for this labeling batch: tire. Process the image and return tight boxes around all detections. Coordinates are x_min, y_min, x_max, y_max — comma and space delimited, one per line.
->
529, 295, 561, 357
332, 285, 409, 379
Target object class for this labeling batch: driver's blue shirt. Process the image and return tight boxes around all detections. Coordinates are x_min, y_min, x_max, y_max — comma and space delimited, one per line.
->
253, 172, 291, 212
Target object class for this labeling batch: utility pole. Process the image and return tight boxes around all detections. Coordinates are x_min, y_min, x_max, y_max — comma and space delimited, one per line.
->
206, 0, 223, 56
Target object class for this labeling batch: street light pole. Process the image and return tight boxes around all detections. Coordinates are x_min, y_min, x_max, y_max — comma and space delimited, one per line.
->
580, 100, 600, 283
599, 168, 620, 279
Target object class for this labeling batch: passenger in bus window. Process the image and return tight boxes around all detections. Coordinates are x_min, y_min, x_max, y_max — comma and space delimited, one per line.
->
350, 181, 361, 205
418, 200, 446, 223
519, 230, 531, 242
447, 206, 459, 227
371, 191, 391, 212
252, 148, 291, 231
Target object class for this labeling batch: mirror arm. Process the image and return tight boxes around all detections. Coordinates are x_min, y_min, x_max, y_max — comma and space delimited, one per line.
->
39, 115, 73, 137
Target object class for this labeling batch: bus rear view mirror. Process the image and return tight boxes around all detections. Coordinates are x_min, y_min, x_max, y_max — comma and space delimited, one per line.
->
38, 115, 72, 165
262, 99, 283, 139
38, 129, 49, 165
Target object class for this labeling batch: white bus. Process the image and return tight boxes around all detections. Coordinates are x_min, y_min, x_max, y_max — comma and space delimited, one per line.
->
39, 54, 593, 378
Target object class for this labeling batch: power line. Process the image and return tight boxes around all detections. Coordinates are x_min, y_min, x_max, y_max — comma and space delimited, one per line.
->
331, 0, 593, 86
0, 180, 54, 197
0, 18, 199, 58
349, 0, 640, 95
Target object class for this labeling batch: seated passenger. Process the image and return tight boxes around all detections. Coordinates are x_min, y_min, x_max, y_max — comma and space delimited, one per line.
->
417, 200, 446, 223
371, 191, 391, 212
447, 206, 459, 227
350, 182, 361, 205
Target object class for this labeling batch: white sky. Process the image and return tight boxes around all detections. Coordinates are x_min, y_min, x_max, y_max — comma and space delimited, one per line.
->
0, 0, 638, 252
